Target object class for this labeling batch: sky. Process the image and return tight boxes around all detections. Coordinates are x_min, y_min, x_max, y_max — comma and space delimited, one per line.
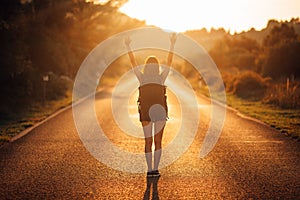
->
117, 0, 300, 33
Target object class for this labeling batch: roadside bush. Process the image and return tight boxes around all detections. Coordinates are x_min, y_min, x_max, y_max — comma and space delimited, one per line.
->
221, 71, 238, 93
264, 81, 300, 109
232, 71, 268, 100
46, 73, 73, 100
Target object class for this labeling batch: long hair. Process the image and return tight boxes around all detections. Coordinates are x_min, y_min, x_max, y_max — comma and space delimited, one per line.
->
144, 56, 159, 76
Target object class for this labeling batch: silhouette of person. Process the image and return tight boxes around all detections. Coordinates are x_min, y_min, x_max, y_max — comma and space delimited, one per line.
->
125, 33, 177, 177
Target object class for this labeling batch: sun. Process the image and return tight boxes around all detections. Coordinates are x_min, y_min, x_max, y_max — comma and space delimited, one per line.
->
86, 0, 300, 33
119, 0, 300, 33
119, 0, 255, 32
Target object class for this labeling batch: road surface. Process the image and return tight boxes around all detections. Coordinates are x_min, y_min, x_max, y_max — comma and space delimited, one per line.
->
0, 79, 299, 199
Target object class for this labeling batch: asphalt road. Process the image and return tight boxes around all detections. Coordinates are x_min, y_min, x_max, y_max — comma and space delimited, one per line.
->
0, 77, 299, 199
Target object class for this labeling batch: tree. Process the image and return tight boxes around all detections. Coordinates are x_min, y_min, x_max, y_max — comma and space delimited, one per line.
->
262, 23, 300, 79
209, 36, 260, 71
263, 23, 297, 47
0, 0, 143, 116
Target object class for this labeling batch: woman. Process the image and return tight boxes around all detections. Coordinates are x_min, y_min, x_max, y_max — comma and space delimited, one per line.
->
125, 33, 177, 177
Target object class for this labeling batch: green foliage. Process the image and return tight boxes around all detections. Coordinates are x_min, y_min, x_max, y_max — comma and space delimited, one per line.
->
207, 19, 300, 80
231, 71, 269, 100
225, 94, 300, 139
207, 19, 300, 107
263, 23, 300, 79
209, 36, 260, 71
263, 41, 300, 79
43, 73, 73, 101
263, 23, 298, 47
0, 0, 144, 118
262, 24, 300, 79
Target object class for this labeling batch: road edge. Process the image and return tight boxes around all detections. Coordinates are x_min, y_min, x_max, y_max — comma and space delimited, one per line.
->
8, 89, 287, 144
9, 90, 102, 143
9, 104, 72, 142
198, 93, 270, 127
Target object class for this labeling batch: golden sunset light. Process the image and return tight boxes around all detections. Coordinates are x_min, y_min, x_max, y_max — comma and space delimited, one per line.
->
1, 1, 300, 199
119, 0, 300, 32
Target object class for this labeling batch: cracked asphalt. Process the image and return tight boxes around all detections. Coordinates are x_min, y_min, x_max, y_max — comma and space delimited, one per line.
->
0, 82, 299, 199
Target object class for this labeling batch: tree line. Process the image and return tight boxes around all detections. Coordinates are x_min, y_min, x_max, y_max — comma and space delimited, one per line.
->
1, 0, 299, 118
184, 18, 300, 108
0, 0, 144, 117
207, 19, 300, 107
209, 20, 300, 79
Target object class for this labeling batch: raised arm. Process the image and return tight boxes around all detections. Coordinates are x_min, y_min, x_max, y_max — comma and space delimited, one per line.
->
161, 33, 177, 82
167, 33, 177, 66
124, 36, 142, 81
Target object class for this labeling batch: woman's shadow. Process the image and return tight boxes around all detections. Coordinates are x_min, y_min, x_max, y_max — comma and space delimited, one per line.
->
143, 176, 160, 200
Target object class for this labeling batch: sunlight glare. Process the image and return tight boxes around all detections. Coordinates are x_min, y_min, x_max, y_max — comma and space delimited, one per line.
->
120, 0, 300, 33
86, 0, 110, 5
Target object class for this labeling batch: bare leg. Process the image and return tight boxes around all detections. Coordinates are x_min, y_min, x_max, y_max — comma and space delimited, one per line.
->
142, 121, 153, 172
153, 120, 166, 170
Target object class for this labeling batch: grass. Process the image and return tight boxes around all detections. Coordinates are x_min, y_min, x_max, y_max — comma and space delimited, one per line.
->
200, 85, 300, 140
0, 90, 72, 145
225, 94, 300, 139
199, 70, 300, 140
1, 74, 299, 146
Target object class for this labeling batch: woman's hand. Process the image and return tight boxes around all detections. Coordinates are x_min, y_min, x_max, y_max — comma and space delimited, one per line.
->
169, 33, 177, 45
166, 33, 177, 66
125, 36, 138, 67
124, 36, 132, 48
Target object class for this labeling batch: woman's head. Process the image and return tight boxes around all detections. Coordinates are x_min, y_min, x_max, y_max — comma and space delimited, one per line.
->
144, 56, 159, 75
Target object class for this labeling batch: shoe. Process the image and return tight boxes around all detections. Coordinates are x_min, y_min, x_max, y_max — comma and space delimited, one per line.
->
152, 191, 159, 200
